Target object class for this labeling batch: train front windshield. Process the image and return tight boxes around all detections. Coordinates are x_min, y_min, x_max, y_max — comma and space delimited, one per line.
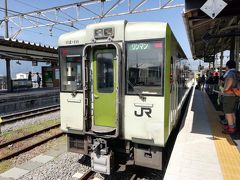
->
127, 40, 164, 95
59, 47, 83, 92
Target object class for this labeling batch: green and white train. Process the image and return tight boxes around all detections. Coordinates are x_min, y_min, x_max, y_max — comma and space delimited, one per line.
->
58, 20, 193, 174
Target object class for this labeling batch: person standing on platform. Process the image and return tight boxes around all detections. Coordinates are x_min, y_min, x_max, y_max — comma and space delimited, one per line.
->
196, 74, 201, 89
207, 73, 214, 94
222, 60, 238, 134
36, 72, 41, 88
201, 74, 206, 91
28, 71, 33, 87
28, 71, 32, 81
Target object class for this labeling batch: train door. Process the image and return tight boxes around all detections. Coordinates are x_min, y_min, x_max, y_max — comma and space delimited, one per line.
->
170, 56, 177, 128
92, 49, 117, 128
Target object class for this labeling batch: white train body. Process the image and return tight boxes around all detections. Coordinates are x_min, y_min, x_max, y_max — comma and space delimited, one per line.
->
58, 20, 193, 174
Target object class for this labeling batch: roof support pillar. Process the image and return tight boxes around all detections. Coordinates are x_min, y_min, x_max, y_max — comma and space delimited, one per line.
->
235, 36, 239, 71
230, 34, 235, 61
220, 51, 224, 77
6, 59, 12, 92
5, 0, 12, 92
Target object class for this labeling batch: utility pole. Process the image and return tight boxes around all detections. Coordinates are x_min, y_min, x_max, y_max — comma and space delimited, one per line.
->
5, 0, 12, 92
5, 0, 9, 38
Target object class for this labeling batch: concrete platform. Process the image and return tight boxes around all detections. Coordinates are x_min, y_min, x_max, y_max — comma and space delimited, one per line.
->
164, 88, 240, 180
0, 88, 59, 115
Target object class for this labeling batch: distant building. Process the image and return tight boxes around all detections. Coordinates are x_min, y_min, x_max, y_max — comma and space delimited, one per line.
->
15, 72, 42, 88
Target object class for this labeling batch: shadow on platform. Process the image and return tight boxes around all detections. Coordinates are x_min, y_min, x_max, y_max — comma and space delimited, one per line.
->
189, 88, 240, 149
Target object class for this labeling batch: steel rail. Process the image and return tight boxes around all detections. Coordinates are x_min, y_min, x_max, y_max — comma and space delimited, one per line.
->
79, 170, 95, 180
0, 128, 64, 162
0, 123, 60, 148
1, 105, 60, 125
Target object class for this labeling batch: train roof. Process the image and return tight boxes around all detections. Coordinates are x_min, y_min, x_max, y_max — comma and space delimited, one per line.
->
58, 29, 86, 46
58, 20, 169, 46
58, 20, 186, 59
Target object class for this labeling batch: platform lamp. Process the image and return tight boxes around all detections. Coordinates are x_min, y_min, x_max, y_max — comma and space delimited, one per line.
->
16, 60, 21, 65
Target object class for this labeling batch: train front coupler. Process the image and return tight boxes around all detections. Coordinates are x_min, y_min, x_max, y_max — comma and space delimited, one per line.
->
90, 138, 114, 175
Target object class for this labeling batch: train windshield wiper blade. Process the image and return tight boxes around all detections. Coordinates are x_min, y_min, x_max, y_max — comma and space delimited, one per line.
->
127, 80, 146, 101
71, 85, 78, 97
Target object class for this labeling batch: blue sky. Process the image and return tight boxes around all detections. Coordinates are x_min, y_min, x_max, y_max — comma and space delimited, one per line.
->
0, 0, 199, 77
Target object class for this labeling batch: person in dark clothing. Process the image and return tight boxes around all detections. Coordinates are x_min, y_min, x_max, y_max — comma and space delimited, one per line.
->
28, 71, 33, 87
201, 74, 206, 90
206, 73, 214, 94
28, 72, 32, 81
213, 75, 219, 91
36, 72, 41, 88
196, 74, 201, 89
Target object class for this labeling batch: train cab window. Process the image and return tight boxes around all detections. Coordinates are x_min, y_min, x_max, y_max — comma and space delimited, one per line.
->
126, 41, 164, 95
96, 52, 114, 93
59, 47, 83, 92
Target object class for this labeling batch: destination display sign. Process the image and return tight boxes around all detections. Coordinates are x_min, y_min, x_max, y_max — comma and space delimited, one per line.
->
128, 41, 163, 51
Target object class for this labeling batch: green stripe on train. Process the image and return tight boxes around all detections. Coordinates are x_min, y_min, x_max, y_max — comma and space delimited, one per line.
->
164, 24, 171, 143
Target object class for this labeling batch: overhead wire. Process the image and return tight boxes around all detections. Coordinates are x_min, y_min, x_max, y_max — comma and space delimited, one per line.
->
0, 8, 69, 35
12, 0, 82, 26
0, 6, 77, 30
12, 0, 41, 10
18, 28, 58, 38
0, 8, 60, 38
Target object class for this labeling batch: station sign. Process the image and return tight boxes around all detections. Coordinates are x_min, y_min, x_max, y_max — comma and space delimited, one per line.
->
32, 61, 38, 66
204, 55, 215, 62
200, 0, 227, 19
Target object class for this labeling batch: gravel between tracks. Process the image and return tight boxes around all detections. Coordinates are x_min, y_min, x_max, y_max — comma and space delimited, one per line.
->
1, 111, 60, 133
18, 152, 90, 180
8, 136, 66, 169
17, 151, 162, 180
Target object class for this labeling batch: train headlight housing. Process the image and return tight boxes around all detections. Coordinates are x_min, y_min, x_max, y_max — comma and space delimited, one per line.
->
94, 29, 104, 38
94, 28, 114, 39
104, 28, 114, 37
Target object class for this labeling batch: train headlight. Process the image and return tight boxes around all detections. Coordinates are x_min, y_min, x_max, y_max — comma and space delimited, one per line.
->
94, 29, 104, 38
94, 28, 114, 39
104, 28, 114, 37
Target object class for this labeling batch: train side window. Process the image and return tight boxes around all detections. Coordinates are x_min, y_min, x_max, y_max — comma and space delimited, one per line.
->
59, 47, 83, 92
126, 40, 164, 95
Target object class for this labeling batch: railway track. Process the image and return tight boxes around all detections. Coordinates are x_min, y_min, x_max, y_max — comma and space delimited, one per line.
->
0, 104, 60, 125
79, 170, 96, 180
0, 123, 64, 162
78, 169, 142, 180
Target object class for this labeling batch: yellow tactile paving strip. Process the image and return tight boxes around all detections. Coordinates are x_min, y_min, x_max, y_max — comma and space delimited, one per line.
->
204, 92, 240, 180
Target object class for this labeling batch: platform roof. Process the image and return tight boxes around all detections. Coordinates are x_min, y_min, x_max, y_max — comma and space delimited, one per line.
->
183, 0, 240, 59
0, 38, 58, 62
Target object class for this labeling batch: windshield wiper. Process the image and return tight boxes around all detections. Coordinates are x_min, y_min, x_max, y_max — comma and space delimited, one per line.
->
70, 85, 78, 97
127, 80, 146, 101
71, 89, 78, 97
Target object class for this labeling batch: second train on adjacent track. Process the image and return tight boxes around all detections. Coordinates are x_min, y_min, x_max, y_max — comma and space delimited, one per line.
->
58, 20, 194, 174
